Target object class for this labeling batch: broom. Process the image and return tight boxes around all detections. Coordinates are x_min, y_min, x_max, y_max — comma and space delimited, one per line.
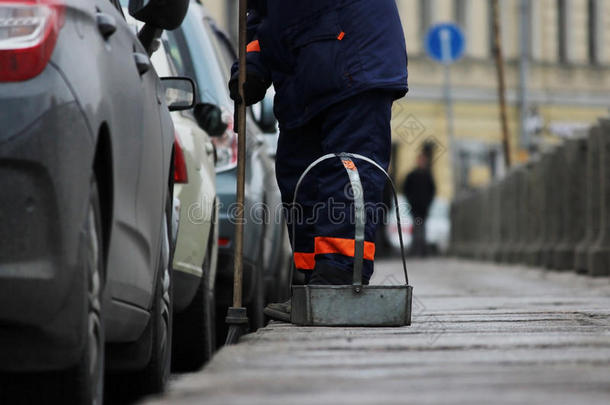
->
225, 0, 249, 345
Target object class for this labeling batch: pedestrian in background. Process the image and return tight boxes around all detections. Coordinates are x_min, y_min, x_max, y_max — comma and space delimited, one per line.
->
403, 153, 436, 257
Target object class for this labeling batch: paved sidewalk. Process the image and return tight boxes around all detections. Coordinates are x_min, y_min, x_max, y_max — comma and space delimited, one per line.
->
144, 259, 610, 405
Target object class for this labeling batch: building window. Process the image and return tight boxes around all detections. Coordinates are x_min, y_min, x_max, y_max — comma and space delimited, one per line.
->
454, 0, 468, 28
588, 0, 600, 64
557, 0, 568, 63
487, 0, 495, 57
419, 0, 433, 37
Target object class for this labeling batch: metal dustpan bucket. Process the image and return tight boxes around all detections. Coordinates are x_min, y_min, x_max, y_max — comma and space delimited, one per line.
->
289, 153, 413, 327
292, 285, 413, 326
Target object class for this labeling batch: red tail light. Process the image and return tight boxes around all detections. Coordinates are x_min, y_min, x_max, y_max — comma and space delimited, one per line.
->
0, 0, 65, 82
174, 134, 188, 184
211, 112, 238, 172
218, 237, 230, 247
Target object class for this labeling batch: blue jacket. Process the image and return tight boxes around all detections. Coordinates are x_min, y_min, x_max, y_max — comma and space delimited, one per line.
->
241, 0, 408, 130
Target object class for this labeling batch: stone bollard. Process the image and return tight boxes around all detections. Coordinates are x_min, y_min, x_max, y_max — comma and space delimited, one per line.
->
449, 198, 458, 256
479, 187, 490, 259
470, 191, 480, 259
461, 193, 472, 258
460, 192, 472, 258
473, 188, 487, 260
526, 150, 552, 267
588, 119, 610, 276
552, 137, 588, 270
542, 145, 565, 269
456, 193, 468, 258
464, 191, 477, 258
476, 185, 493, 260
469, 190, 482, 259
494, 176, 511, 263
515, 160, 536, 264
452, 194, 467, 257
524, 156, 544, 266
574, 126, 602, 273
498, 171, 514, 263
546, 142, 568, 270
505, 170, 521, 263
450, 195, 464, 257
507, 166, 527, 263
486, 181, 501, 261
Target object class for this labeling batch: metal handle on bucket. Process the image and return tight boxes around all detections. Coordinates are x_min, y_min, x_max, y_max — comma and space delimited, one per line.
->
289, 152, 410, 291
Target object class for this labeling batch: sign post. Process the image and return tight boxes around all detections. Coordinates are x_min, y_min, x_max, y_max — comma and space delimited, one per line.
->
491, 0, 512, 169
425, 23, 465, 192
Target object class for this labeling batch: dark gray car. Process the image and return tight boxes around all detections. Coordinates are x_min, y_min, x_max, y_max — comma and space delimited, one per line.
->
0, 0, 192, 403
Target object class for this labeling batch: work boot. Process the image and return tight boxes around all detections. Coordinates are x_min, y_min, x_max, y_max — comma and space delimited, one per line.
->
264, 299, 291, 322
264, 265, 369, 323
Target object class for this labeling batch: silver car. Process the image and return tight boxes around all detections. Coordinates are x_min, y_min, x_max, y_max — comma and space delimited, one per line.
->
0, 0, 192, 403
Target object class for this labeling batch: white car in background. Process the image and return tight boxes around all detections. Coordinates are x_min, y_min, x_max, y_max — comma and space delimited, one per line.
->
385, 194, 413, 253
426, 198, 451, 254
385, 196, 450, 255
148, 25, 222, 371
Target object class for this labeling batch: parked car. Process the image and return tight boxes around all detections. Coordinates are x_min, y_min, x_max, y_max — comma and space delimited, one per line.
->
207, 31, 293, 304
163, 1, 291, 335
148, 32, 223, 370
206, 19, 292, 304
0, 0, 191, 403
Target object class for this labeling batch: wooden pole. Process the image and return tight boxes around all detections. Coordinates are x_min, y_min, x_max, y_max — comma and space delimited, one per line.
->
232, 0, 247, 309
491, 0, 512, 169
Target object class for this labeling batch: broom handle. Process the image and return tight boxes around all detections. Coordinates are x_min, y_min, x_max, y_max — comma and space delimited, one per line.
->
233, 0, 248, 309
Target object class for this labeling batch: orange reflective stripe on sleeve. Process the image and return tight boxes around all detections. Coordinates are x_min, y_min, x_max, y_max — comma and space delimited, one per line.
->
246, 40, 261, 53
294, 252, 316, 270
314, 237, 375, 261
337, 31, 345, 41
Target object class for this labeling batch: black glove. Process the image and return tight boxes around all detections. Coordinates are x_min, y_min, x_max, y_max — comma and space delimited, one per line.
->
228, 71, 268, 107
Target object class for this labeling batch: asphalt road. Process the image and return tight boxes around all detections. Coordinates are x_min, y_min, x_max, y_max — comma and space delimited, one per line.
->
142, 258, 610, 405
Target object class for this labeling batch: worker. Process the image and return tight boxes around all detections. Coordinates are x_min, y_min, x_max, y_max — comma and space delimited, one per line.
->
228, 0, 408, 322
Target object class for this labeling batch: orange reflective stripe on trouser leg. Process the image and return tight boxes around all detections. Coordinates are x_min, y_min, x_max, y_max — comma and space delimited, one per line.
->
246, 40, 261, 53
294, 252, 315, 270
314, 237, 375, 261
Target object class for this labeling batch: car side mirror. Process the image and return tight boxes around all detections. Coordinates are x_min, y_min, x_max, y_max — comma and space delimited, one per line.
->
128, 0, 189, 30
255, 91, 278, 133
193, 103, 228, 137
160, 77, 196, 112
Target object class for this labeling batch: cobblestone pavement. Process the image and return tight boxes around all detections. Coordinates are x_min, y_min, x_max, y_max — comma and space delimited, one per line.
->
143, 258, 610, 405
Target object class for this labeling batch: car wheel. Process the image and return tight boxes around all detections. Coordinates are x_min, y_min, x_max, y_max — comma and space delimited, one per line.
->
275, 226, 293, 303
53, 178, 105, 405
249, 237, 266, 330
0, 179, 105, 405
172, 247, 217, 371
75, 179, 106, 405
132, 193, 173, 395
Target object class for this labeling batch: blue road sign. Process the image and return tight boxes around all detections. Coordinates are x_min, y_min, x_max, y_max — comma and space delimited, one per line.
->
425, 23, 466, 64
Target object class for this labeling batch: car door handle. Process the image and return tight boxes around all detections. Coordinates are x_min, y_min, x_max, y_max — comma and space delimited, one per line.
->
256, 134, 265, 146
96, 12, 116, 39
133, 52, 151, 75
205, 142, 215, 155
